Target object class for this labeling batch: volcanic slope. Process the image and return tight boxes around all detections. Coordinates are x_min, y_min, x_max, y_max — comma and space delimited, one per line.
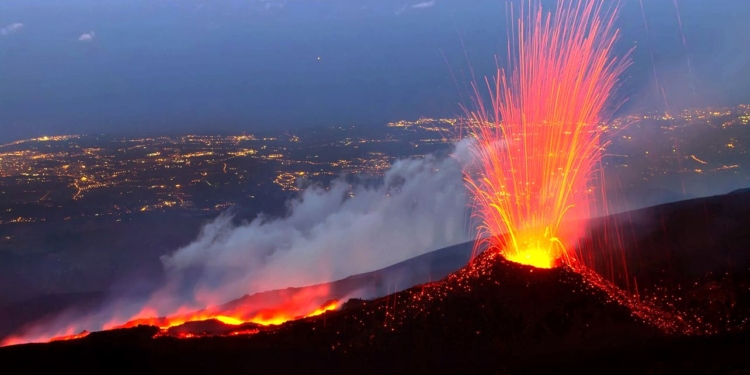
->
3, 250, 743, 375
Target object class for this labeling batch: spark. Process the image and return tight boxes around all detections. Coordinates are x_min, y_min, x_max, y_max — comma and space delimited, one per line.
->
464, 0, 630, 269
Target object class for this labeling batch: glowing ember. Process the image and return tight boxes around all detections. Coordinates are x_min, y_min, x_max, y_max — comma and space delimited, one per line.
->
464, 0, 630, 268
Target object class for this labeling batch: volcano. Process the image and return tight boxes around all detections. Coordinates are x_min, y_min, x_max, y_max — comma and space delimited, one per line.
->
2, 190, 750, 374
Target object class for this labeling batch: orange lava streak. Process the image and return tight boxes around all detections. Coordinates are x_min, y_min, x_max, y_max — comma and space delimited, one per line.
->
49, 331, 89, 342
465, 0, 630, 269
116, 300, 341, 331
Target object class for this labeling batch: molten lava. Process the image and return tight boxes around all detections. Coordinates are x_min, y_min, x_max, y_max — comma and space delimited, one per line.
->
504, 246, 557, 269
465, 0, 630, 269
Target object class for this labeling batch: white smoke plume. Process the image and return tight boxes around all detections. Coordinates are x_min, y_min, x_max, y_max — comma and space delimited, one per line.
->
158, 139, 474, 307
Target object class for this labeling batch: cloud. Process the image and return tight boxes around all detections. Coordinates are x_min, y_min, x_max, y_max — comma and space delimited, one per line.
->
1, 23, 24, 36
397, 1, 435, 15
78, 31, 95, 42
412, 1, 436, 9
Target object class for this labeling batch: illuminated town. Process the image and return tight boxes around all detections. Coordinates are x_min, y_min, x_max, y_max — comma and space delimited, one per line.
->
0, 105, 748, 226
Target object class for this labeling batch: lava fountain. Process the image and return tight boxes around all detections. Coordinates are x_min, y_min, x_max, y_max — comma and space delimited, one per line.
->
465, 0, 631, 269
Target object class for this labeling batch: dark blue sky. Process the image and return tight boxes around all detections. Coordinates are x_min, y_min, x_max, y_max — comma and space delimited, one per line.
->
1, 0, 749, 141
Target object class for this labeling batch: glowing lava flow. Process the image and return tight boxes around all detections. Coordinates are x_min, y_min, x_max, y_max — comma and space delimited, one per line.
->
465, 0, 630, 269
111, 301, 340, 333
49, 300, 341, 343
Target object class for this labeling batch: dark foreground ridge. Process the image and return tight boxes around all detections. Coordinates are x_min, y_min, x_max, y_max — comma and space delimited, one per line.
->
3, 256, 750, 374
2, 190, 750, 375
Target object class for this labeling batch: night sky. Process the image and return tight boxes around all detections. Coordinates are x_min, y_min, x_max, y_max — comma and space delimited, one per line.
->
1, 0, 749, 141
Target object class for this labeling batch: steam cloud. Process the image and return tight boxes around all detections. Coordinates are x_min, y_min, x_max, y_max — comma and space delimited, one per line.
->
158, 139, 473, 307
